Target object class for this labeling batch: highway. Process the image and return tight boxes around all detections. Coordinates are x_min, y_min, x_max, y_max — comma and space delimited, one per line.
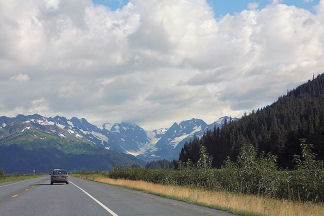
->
0, 176, 235, 216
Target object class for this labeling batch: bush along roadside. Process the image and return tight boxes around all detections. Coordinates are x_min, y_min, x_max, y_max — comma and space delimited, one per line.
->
108, 140, 324, 203
0, 168, 5, 179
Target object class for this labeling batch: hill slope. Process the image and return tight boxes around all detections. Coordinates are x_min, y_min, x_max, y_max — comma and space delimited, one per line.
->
0, 121, 143, 173
179, 74, 324, 168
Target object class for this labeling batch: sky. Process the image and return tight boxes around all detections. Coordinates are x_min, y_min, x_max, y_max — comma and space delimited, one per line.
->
0, 0, 324, 130
93, 0, 320, 15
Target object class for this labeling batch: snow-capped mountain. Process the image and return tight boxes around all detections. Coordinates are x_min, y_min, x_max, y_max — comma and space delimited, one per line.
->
147, 128, 168, 145
137, 119, 207, 161
136, 118, 235, 161
0, 114, 113, 147
214, 116, 237, 126
0, 114, 85, 140
102, 122, 150, 155
0, 115, 151, 156
0, 114, 237, 162
0, 115, 144, 173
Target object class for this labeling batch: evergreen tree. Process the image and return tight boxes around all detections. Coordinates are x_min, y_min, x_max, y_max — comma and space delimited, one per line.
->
180, 74, 324, 168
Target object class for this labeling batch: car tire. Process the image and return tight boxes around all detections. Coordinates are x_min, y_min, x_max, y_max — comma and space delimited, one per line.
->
51, 182, 53, 185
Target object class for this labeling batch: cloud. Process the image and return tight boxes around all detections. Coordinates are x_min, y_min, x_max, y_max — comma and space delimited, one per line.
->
247, 2, 259, 10
10, 74, 30, 82
0, 0, 324, 129
272, 0, 284, 4
45, 0, 60, 10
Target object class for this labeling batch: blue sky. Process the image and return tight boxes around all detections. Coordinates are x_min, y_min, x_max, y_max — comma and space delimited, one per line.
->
92, 0, 320, 16
92, 0, 130, 10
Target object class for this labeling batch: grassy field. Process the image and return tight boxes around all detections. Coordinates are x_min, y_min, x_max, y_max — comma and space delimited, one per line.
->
0, 174, 46, 184
74, 173, 324, 216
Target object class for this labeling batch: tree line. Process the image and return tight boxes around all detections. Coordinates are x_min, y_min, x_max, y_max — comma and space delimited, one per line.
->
179, 74, 324, 168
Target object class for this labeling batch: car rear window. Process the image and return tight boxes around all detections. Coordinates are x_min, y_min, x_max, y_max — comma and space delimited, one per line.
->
53, 170, 67, 175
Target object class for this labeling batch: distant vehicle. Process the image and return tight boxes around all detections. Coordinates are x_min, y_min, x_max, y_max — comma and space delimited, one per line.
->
50, 169, 69, 185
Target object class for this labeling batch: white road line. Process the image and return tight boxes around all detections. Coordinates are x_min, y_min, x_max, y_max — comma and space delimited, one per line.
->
70, 181, 118, 216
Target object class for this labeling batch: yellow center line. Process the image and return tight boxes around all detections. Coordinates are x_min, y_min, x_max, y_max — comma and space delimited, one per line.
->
11, 194, 19, 198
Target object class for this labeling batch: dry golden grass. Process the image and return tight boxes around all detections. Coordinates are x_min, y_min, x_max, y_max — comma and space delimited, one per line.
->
92, 177, 324, 216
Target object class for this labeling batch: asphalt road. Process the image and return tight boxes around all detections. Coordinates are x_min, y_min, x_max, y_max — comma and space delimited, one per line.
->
0, 176, 235, 216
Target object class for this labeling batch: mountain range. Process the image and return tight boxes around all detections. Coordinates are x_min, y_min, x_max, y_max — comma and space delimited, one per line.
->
0, 114, 237, 173
0, 115, 144, 173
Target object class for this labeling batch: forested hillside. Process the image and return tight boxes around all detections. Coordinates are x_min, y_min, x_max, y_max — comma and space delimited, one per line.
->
0, 126, 143, 173
179, 74, 324, 168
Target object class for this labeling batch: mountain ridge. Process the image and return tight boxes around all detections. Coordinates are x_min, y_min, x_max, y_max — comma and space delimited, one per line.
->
0, 120, 144, 173
0, 114, 237, 162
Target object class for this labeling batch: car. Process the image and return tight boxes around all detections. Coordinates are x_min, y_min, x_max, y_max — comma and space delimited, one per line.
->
50, 169, 69, 185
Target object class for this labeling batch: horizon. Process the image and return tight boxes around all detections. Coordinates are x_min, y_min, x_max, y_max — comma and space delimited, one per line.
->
1, 0, 324, 130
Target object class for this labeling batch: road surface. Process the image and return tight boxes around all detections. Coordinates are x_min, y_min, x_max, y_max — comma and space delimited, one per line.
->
0, 176, 235, 216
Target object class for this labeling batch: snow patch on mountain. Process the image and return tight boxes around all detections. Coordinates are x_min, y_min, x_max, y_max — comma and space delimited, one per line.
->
67, 120, 73, 127
170, 134, 188, 148
102, 122, 114, 131
155, 128, 168, 134
146, 128, 167, 145
56, 124, 65, 129
68, 129, 75, 134
125, 150, 142, 157
146, 132, 160, 146
215, 116, 238, 125
91, 131, 108, 143
75, 133, 82, 138
21, 126, 31, 132
38, 119, 55, 126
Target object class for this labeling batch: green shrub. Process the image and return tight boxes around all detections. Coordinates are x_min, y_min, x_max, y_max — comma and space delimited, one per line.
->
0, 168, 5, 178
107, 141, 324, 202
289, 140, 324, 202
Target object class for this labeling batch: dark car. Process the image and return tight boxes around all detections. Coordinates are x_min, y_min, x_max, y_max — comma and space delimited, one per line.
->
50, 169, 69, 185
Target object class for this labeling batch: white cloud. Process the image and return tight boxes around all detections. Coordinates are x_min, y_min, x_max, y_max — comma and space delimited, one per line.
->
45, 0, 60, 10
10, 74, 30, 82
248, 2, 259, 10
0, 0, 324, 129
30, 98, 50, 114
272, 0, 284, 4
